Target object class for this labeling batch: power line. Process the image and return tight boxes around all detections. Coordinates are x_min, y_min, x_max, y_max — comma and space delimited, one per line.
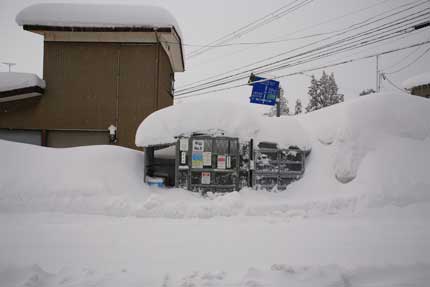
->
174, 40, 430, 100
178, 0, 429, 91
186, 0, 315, 59
176, 10, 429, 95
165, 32, 335, 48
187, 0, 398, 70
385, 46, 430, 74
382, 44, 425, 71
187, 0, 312, 57
382, 73, 411, 93
176, 24, 425, 97
180, 7, 429, 93
177, 23, 427, 96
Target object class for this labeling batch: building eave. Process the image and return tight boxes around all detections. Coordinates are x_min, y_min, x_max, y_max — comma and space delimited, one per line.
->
23, 25, 185, 72
0, 86, 44, 103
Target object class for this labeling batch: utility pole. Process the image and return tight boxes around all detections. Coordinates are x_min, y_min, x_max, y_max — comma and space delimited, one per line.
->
2, 62, 16, 72
376, 55, 381, 92
276, 87, 283, 117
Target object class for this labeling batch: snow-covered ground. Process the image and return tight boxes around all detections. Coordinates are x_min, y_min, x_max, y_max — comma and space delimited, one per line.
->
1, 92, 430, 286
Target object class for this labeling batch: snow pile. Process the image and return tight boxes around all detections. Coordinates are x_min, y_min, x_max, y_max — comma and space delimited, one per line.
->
0, 72, 45, 92
1, 263, 428, 287
16, 3, 182, 38
2, 93, 430, 218
402, 72, 430, 89
0, 140, 146, 215
1, 92, 430, 287
299, 92, 430, 185
136, 98, 311, 150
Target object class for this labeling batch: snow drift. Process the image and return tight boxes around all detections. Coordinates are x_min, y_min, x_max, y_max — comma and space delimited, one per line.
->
1, 92, 430, 286
0, 141, 147, 216
135, 98, 311, 150
299, 92, 430, 184
1, 92, 430, 218
2, 263, 429, 287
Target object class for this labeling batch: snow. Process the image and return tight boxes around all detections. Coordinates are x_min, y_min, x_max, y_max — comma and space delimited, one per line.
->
16, 3, 183, 39
0, 212, 429, 286
135, 98, 311, 151
0, 72, 45, 92
299, 92, 430, 185
402, 72, 430, 89
1, 92, 430, 286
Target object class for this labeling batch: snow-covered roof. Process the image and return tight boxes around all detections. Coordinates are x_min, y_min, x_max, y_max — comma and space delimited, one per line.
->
0, 72, 45, 103
135, 99, 311, 151
402, 72, 430, 90
16, 3, 185, 72
16, 3, 182, 39
0, 72, 45, 92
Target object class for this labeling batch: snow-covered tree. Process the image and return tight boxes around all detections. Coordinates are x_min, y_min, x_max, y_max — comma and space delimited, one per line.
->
305, 71, 344, 113
359, 88, 376, 96
294, 99, 303, 115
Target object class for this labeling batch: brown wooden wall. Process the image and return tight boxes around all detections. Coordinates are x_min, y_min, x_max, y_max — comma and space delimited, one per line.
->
0, 41, 174, 149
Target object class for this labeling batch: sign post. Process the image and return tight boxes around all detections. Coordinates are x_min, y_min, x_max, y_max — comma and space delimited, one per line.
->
249, 74, 283, 117
249, 74, 280, 106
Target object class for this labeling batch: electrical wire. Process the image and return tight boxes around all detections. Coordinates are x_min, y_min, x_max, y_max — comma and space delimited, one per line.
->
180, 6, 429, 92
186, 0, 398, 69
385, 46, 430, 74
176, 10, 429, 95
382, 74, 411, 93
175, 40, 430, 99
382, 45, 424, 71
178, 0, 429, 91
176, 25, 426, 96
186, 0, 315, 59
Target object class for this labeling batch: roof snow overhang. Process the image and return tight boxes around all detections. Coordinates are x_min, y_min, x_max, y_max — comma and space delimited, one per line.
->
23, 25, 185, 73
0, 86, 44, 103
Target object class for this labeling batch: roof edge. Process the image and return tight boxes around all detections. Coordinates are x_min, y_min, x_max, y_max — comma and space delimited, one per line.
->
23, 24, 173, 33
0, 86, 45, 98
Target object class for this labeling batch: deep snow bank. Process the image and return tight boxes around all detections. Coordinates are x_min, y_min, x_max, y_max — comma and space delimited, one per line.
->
2, 263, 429, 287
0, 141, 147, 215
1, 93, 430, 218
135, 98, 311, 150
298, 92, 430, 185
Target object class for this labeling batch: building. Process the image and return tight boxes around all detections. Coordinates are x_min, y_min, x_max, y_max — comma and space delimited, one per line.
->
0, 3, 184, 149
402, 72, 430, 99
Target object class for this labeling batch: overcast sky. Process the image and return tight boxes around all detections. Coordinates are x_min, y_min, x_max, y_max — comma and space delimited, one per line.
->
1, 0, 429, 109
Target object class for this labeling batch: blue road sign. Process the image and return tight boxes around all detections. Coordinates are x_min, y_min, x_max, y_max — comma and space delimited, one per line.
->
249, 76, 280, 106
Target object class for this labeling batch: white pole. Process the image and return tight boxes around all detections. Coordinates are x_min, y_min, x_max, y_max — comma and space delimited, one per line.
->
376, 55, 380, 92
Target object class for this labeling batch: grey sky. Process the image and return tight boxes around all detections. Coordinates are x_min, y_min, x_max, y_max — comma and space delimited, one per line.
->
1, 0, 429, 109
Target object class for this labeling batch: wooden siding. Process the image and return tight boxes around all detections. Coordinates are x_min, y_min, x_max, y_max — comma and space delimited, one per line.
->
117, 44, 157, 148
412, 85, 430, 99
0, 41, 174, 149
